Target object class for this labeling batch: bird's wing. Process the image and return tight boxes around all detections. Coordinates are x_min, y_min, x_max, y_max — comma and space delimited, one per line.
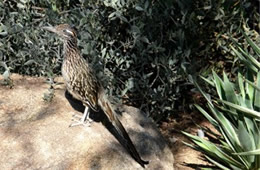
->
69, 67, 100, 112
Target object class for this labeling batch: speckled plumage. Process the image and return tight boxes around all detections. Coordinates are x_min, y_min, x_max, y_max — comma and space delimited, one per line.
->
43, 24, 148, 168
62, 44, 99, 111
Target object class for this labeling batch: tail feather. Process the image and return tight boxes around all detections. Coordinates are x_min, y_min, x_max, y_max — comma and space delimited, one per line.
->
98, 92, 149, 168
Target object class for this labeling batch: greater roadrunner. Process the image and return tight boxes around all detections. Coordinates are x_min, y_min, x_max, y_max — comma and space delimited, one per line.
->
43, 24, 148, 167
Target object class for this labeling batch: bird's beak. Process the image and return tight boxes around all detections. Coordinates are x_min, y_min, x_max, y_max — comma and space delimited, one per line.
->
42, 26, 57, 33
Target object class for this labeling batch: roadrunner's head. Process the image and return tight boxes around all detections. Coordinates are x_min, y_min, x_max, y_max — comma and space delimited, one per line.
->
43, 24, 77, 40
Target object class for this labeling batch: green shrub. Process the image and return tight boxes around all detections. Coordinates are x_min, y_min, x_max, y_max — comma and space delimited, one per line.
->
183, 31, 260, 169
0, 0, 258, 120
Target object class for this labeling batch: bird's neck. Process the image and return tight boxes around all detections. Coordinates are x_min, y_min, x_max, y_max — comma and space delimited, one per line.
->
63, 38, 80, 59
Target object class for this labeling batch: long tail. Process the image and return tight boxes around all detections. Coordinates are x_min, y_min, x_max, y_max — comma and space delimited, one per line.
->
98, 90, 149, 168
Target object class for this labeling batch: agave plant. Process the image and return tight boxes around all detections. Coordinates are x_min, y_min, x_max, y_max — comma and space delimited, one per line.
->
183, 31, 260, 169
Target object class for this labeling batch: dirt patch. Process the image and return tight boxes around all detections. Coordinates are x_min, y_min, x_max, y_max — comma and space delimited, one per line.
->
159, 110, 214, 170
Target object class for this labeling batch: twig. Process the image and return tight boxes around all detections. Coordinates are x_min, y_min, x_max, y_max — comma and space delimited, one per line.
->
31, 6, 46, 11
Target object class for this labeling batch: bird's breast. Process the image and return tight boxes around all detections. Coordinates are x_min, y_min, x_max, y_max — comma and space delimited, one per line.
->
61, 62, 71, 84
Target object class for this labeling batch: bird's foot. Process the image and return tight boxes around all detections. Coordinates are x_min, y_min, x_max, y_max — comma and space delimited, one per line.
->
69, 114, 92, 127
72, 113, 93, 123
69, 119, 91, 127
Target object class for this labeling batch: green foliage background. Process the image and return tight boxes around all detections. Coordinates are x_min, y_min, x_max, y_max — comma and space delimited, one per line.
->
0, 0, 259, 121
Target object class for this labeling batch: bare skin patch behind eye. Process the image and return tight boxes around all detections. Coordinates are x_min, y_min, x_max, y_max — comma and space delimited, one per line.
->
65, 29, 75, 36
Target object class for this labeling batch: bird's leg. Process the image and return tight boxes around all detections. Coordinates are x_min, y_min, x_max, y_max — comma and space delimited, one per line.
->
85, 107, 93, 123
69, 106, 92, 127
